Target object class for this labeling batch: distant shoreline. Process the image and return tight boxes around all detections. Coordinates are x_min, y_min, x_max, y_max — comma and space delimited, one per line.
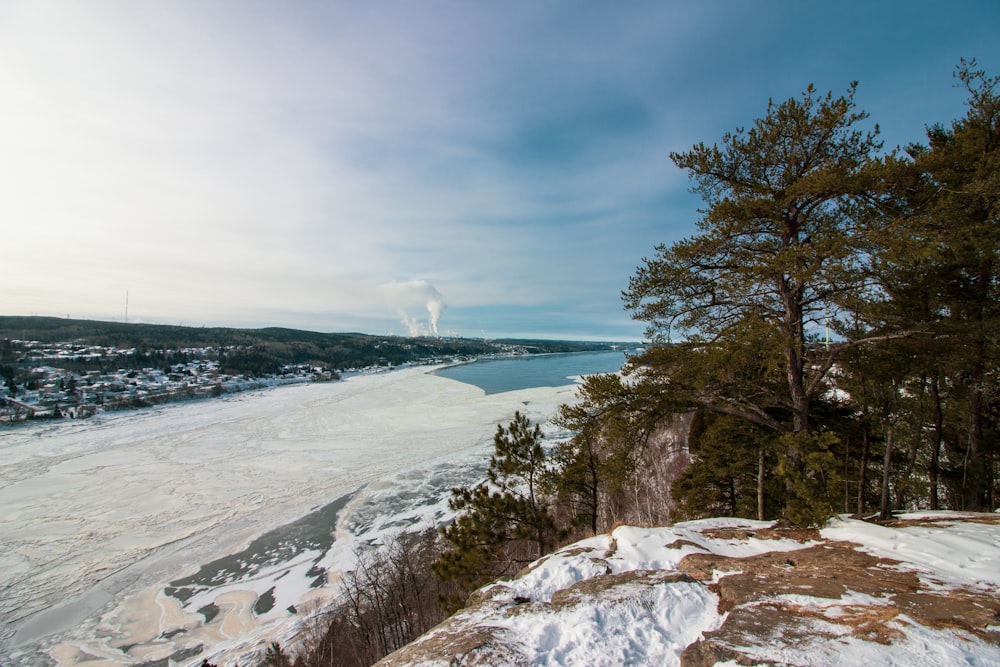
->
2, 345, 636, 427
1, 317, 627, 426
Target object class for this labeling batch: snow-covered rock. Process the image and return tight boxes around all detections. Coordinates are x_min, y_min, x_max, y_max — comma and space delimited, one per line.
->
378, 513, 1000, 666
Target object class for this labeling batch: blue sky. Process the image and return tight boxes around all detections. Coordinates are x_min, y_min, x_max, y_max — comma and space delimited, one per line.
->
2, 2, 998, 341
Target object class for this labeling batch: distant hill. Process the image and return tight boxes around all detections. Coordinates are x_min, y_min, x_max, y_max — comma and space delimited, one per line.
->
0, 316, 619, 373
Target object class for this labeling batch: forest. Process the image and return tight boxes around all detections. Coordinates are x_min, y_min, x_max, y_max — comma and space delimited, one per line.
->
615, 59, 999, 527
228, 61, 1000, 667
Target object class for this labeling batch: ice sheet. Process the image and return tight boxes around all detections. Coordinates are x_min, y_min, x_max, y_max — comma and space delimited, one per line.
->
0, 366, 580, 666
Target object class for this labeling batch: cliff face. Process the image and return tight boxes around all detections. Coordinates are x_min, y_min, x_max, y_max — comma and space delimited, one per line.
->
376, 513, 1000, 666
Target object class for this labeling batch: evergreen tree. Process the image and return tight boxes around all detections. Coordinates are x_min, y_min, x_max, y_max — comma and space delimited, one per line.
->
910, 61, 999, 510
432, 412, 557, 610
625, 82, 883, 436
858, 60, 1000, 513
548, 428, 604, 535
623, 83, 891, 524
672, 410, 783, 521
486, 412, 551, 546
552, 372, 670, 531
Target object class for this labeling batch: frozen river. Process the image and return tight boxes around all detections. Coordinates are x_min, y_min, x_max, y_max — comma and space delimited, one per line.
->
0, 355, 621, 665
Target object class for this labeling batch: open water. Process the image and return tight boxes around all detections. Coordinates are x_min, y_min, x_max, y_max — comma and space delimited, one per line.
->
433, 348, 630, 394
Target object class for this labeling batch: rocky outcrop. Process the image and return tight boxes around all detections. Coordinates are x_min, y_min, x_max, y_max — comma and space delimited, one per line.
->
375, 514, 1000, 666
679, 538, 1000, 665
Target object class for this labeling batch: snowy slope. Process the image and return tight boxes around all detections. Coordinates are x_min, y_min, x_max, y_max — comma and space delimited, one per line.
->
378, 513, 1000, 666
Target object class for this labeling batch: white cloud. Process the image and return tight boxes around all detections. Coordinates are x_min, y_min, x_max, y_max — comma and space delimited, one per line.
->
1, 2, 996, 339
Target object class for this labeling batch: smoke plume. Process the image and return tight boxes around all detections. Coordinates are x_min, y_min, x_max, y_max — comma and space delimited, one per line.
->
382, 280, 447, 337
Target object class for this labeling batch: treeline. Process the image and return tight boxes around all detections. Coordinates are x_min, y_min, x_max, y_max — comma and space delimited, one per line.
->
0, 316, 615, 378
583, 60, 999, 526
432, 409, 685, 610
199, 532, 449, 667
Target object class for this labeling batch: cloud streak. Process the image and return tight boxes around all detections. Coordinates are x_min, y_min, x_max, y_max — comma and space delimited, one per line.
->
1, 2, 998, 340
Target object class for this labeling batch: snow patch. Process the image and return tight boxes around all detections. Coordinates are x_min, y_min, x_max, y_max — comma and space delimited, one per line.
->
822, 515, 1000, 591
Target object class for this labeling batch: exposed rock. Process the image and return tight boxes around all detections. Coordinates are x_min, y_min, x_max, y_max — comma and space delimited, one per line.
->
548, 569, 694, 611
679, 532, 1000, 666
699, 526, 820, 542
377, 517, 1000, 666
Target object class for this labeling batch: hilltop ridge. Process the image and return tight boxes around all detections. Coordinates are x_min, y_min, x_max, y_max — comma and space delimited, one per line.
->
0, 316, 618, 362
375, 513, 1000, 666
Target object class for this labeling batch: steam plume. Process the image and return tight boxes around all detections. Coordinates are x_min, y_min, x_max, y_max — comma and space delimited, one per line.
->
382, 280, 447, 337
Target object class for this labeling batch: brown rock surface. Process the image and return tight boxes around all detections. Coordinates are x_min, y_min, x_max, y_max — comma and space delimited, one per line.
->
375, 517, 1000, 666
680, 527, 1000, 666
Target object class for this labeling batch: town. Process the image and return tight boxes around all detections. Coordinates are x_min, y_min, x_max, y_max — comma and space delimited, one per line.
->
0, 339, 342, 423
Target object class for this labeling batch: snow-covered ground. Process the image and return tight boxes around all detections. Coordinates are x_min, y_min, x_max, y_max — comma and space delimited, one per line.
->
383, 514, 1000, 666
0, 366, 580, 666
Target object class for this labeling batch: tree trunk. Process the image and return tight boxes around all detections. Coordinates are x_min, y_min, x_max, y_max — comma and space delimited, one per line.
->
966, 383, 986, 511
930, 375, 943, 511
589, 456, 599, 535
727, 477, 738, 516
897, 375, 929, 510
879, 425, 894, 521
778, 272, 809, 434
785, 336, 809, 432
963, 252, 994, 511
843, 431, 851, 514
757, 447, 766, 521
857, 427, 870, 516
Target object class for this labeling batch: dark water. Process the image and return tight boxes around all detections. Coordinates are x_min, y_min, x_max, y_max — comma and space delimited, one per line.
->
164, 493, 354, 604
433, 349, 630, 394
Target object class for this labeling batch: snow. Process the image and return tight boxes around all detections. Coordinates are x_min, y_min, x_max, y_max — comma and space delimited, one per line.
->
607, 519, 817, 570
5, 365, 1000, 667
392, 515, 1000, 667
0, 366, 582, 666
822, 513, 1000, 591
495, 580, 723, 666
501, 520, 819, 606
728, 613, 997, 667
469, 521, 821, 665
502, 535, 613, 603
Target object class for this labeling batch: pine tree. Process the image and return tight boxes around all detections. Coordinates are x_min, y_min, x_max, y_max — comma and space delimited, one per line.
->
623, 83, 889, 524
672, 410, 783, 521
625, 83, 882, 434
858, 60, 1000, 513
432, 412, 557, 610
911, 61, 1000, 510
552, 372, 665, 532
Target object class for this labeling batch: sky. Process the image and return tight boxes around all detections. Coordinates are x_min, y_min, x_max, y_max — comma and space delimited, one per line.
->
2, 2, 998, 341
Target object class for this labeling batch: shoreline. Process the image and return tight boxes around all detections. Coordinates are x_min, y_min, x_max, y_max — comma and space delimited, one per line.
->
2, 358, 468, 430
1, 346, 633, 429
